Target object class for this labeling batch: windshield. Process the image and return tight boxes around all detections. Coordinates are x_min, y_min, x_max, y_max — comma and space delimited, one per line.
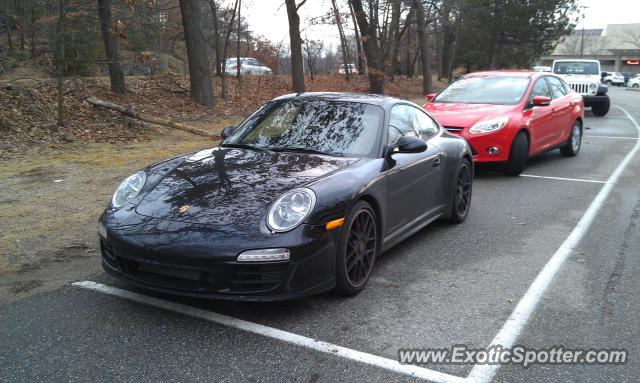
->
553, 62, 599, 75
434, 76, 530, 105
223, 99, 384, 157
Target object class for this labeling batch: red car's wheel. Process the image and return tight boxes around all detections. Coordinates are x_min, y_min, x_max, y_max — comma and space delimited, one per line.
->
560, 120, 582, 157
503, 131, 529, 176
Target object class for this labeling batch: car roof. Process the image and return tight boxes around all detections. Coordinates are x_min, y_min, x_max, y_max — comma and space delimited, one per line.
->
273, 92, 402, 106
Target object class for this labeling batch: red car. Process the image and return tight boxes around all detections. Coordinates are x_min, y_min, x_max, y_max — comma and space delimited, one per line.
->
423, 71, 584, 175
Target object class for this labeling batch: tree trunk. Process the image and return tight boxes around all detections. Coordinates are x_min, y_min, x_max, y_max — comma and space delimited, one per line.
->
220, 0, 239, 100
209, 1, 222, 77
179, 0, 214, 106
348, 1, 364, 75
387, 0, 400, 78
413, 0, 431, 94
29, 4, 36, 58
285, 0, 305, 93
350, 0, 384, 94
331, 0, 350, 81
236, 0, 241, 79
56, 0, 64, 127
97, 0, 125, 94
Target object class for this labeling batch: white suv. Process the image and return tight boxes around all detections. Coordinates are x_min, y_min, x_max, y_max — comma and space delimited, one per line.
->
225, 57, 272, 76
552, 59, 610, 116
628, 76, 640, 88
602, 72, 625, 86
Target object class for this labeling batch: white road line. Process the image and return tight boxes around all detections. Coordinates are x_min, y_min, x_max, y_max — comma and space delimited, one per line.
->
519, 174, 610, 184
584, 135, 640, 140
466, 105, 640, 383
597, 115, 630, 119
72, 281, 465, 383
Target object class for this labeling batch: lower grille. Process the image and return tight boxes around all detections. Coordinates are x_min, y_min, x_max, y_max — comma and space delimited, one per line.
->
100, 240, 288, 293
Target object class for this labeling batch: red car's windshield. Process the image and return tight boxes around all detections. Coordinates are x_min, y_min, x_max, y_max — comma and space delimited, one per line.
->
435, 76, 530, 105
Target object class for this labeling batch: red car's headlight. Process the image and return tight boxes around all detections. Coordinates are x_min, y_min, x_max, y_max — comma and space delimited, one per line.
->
469, 117, 509, 134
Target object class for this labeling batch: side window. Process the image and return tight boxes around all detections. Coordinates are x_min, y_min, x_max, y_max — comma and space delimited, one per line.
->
388, 105, 418, 146
529, 78, 551, 104
414, 109, 439, 140
547, 77, 567, 99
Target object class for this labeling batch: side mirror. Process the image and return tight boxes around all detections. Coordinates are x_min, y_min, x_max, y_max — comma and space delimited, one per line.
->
532, 95, 551, 107
426, 93, 437, 102
392, 135, 427, 154
601, 72, 607, 77
221, 125, 236, 140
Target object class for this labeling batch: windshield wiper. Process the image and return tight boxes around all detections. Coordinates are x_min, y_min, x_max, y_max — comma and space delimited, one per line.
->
269, 146, 344, 157
220, 143, 269, 151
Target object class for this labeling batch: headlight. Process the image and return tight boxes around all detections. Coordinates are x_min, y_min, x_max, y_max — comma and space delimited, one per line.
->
589, 83, 597, 90
468, 117, 509, 135
111, 171, 146, 209
267, 188, 316, 232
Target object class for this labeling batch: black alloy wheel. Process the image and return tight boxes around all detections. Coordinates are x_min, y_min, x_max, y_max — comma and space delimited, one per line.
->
335, 201, 378, 295
450, 159, 472, 223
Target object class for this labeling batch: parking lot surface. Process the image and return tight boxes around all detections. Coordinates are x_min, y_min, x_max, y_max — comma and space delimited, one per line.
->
2, 88, 639, 382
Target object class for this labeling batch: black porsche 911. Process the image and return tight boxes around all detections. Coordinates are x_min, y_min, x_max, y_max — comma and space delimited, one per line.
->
98, 92, 473, 300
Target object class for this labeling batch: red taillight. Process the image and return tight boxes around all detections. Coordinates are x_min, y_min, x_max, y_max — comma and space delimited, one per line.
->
231, 66, 238, 70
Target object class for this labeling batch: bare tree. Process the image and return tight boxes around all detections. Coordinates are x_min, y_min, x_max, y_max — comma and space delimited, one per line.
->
179, 0, 214, 106
209, 0, 222, 77
303, 37, 323, 81
348, 0, 365, 75
97, 0, 125, 94
350, 0, 385, 94
331, 0, 351, 80
219, 0, 239, 100
412, 0, 431, 94
285, 0, 305, 93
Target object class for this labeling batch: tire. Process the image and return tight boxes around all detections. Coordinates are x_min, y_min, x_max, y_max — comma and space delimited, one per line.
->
560, 120, 582, 157
606, 80, 613, 86
334, 201, 378, 296
591, 98, 610, 116
633, 84, 639, 89
503, 131, 529, 176
449, 158, 473, 224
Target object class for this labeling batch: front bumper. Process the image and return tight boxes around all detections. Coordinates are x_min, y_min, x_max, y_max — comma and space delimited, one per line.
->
99, 216, 340, 301
445, 128, 512, 162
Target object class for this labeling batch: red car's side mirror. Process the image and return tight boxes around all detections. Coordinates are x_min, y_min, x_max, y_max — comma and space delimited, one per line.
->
425, 93, 437, 102
532, 95, 551, 107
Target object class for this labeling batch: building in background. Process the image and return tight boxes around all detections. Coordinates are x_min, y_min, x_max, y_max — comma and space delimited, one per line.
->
537, 23, 640, 73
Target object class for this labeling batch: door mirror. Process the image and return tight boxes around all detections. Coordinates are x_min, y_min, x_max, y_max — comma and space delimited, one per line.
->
532, 95, 551, 107
392, 135, 427, 154
426, 93, 437, 102
601, 72, 607, 77
221, 125, 237, 140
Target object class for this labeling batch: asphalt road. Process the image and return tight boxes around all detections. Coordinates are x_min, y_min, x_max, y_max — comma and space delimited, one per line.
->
2, 88, 639, 383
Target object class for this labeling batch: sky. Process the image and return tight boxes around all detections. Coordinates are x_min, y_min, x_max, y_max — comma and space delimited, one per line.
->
244, 0, 640, 45
577, 0, 640, 29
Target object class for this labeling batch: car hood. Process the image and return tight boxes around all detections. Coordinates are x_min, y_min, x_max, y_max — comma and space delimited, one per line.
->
135, 147, 357, 225
556, 74, 599, 83
424, 102, 517, 129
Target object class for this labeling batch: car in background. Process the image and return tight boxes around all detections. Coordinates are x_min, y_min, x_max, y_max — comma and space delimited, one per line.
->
99, 93, 474, 300
533, 66, 551, 72
628, 76, 640, 88
225, 57, 272, 75
337, 63, 358, 74
622, 72, 638, 85
552, 59, 609, 116
423, 71, 584, 176
602, 72, 625, 86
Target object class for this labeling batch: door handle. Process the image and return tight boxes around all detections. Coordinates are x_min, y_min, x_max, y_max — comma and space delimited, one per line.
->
433, 156, 441, 167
